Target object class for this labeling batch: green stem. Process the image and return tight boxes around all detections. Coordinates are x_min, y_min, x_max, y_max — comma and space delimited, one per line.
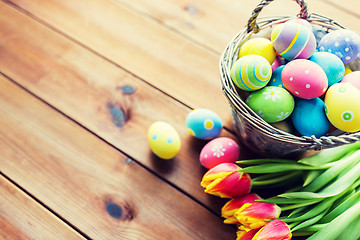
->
252, 172, 301, 186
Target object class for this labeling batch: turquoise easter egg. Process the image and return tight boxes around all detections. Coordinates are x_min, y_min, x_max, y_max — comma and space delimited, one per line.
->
185, 108, 223, 139
309, 52, 345, 86
267, 65, 285, 88
246, 86, 294, 123
231, 55, 272, 91
291, 98, 330, 138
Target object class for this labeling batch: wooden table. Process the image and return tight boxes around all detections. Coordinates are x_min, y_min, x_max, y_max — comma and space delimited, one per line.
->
0, 0, 359, 239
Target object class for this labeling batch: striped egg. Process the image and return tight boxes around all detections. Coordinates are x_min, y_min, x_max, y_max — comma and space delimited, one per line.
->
271, 21, 316, 61
231, 55, 272, 91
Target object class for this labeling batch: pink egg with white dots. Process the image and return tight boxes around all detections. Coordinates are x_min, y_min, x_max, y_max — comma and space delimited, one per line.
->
282, 59, 328, 99
199, 137, 240, 169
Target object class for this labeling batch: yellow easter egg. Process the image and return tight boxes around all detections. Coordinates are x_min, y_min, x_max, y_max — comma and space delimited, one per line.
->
325, 83, 360, 133
148, 121, 181, 159
238, 37, 276, 64
344, 66, 352, 76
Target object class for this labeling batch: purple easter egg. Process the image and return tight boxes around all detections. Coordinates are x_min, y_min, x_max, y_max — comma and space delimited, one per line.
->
271, 21, 316, 61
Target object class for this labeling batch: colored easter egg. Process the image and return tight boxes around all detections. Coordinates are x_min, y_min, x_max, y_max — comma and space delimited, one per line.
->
148, 121, 181, 159
246, 86, 295, 123
199, 137, 240, 169
239, 38, 276, 64
344, 66, 352, 76
288, 18, 312, 30
282, 59, 328, 99
312, 26, 327, 46
271, 21, 316, 61
318, 29, 360, 64
267, 65, 285, 88
309, 52, 345, 86
325, 83, 360, 133
186, 108, 222, 139
231, 55, 272, 91
341, 71, 360, 90
291, 98, 330, 138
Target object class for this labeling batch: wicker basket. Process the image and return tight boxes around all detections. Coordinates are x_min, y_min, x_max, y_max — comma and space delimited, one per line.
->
220, 0, 360, 156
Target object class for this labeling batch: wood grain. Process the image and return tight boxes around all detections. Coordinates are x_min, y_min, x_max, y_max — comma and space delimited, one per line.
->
75, 0, 360, 53
0, 1, 258, 213
7, 0, 233, 125
0, 74, 235, 239
0, 175, 84, 240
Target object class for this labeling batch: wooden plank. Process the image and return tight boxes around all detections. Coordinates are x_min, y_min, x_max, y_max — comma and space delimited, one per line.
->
0, 1, 257, 211
322, 0, 360, 19
58, 0, 360, 53
0, 74, 235, 239
7, 0, 233, 125
0, 175, 85, 239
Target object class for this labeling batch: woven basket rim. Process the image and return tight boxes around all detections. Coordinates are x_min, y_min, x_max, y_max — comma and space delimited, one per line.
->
220, 13, 360, 150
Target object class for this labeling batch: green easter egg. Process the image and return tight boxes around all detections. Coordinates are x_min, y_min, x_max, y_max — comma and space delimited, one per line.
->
246, 86, 295, 123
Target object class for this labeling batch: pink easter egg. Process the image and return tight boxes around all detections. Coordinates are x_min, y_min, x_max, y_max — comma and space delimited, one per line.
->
199, 137, 240, 169
272, 56, 282, 71
341, 71, 360, 90
282, 59, 328, 99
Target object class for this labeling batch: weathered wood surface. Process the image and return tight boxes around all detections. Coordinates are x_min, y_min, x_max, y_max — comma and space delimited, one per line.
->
0, 74, 235, 239
0, 0, 359, 239
0, 175, 84, 240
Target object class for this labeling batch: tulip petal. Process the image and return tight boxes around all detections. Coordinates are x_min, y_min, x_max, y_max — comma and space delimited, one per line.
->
253, 220, 292, 240
222, 193, 261, 224
236, 228, 258, 240
234, 202, 281, 229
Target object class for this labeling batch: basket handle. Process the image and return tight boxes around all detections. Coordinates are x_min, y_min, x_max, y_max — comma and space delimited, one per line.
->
247, 0, 309, 33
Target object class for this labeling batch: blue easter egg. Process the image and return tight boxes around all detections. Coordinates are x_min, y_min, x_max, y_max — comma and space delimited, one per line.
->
267, 65, 285, 88
291, 98, 330, 138
318, 29, 360, 63
185, 108, 223, 139
309, 52, 345, 86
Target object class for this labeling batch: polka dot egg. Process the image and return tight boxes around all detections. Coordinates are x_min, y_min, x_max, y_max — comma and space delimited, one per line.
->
186, 108, 222, 140
282, 59, 328, 99
199, 137, 240, 169
319, 29, 360, 64
271, 21, 316, 61
231, 55, 272, 91
267, 65, 285, 88
148, 121, 181, 159
325, 83, 360, 133
246, 86, 295, 123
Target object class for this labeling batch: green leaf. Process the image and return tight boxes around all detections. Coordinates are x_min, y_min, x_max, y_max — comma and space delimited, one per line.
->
282, 197, 335, 223
299, 141, 360, 166
239, 163, 327, 174
236, 158, 295, 165
252, 172, 302, 186
291, 207, 328, 232
306, 200, 360, 240
336, 215, 360, 240
303, 150, 360, 192
303, 170, 322, 187
320, 189, 360, 224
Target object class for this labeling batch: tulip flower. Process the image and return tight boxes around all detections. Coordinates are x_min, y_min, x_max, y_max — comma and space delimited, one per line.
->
252, 220, 292, 240
221, 193, 261, 224
236, 228, 258, 240
234, 202, 281, 230
200, 163, 252, 198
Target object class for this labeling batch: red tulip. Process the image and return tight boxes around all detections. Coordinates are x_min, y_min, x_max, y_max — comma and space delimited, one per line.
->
234, 202, 281, 230
200, 163, 252, 198
236, 228, 258, 240
253, 220, 292, 240
221, 193, 261, 224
